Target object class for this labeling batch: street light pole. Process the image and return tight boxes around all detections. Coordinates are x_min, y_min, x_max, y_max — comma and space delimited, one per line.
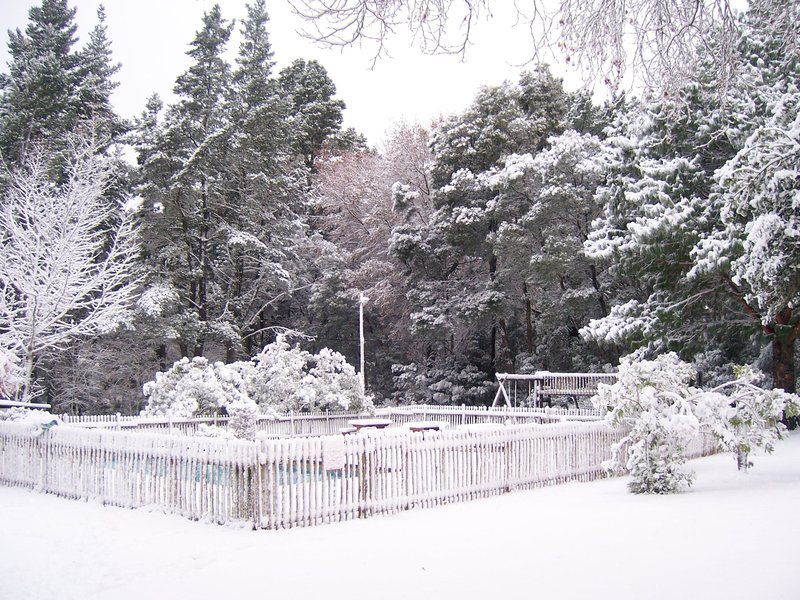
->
359, 293, 368, 394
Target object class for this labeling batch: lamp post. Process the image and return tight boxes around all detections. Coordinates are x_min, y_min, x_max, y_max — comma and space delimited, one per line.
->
359, 293, 368, 394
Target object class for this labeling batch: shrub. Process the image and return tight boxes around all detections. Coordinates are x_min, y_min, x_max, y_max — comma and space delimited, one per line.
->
593, 353, 699, 494
141, 357, 248, 418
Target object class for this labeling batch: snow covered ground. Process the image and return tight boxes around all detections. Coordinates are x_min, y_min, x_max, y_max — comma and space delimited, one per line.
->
3, 434, 800, 600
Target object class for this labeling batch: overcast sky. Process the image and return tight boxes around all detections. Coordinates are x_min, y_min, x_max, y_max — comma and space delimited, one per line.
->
0, 0, 589, 145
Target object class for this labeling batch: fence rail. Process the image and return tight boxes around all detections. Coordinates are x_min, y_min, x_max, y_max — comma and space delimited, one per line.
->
0, 420, 717, 530
60, 411, 373, 437
58, 405, 604, 437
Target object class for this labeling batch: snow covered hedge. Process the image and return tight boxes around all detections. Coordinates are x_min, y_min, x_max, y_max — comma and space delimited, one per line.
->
141, 336, 372, 423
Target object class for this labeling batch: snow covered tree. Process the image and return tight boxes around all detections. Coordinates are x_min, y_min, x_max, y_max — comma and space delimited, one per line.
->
278, 59, 345, 170
0, 0, 81, 161
0, 349, 21, 399
308, 121, 432, 397
240, 335, 371, 412
134, 3, 318, 369
583, 3, 800, 398
695, 366, 799, 471
0, 136, 140, 400
291, 0, 800, 109
75, 5, 124, 138
418, 68, 570, 376
385, 67, 616, 402
690, 96, 800, 394
0, 1, 125, 162
594, 353, 700, 493
227, 398, 260, 440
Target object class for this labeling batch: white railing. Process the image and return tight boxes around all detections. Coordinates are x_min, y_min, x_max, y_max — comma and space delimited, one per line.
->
0, 419, 718, 530
60, 411, 372, 437
58, 405, 604, 437
380, 404, 604, 424
493, 371, 618, 408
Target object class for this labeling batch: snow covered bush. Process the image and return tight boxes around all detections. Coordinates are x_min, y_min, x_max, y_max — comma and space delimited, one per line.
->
141, 357, 249, 418
142, 337, 372, 421
307, 348, 367, 412
594, 353, 700, 494
238, 336, 315, 410
193, 424, 233, 439
227, 400, 260, 441
695, 366, 799, 472
0, 408, 62, 434
241, 335, 372, 412
0, 349, 21, 399
391, 361, 495, 405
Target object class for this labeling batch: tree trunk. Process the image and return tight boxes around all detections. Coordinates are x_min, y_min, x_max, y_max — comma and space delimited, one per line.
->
156, 344, 167, 372
488, 252, 497, 373
736, 449, 750, 472
523, 281, 534, 354
772, 336, 796, 394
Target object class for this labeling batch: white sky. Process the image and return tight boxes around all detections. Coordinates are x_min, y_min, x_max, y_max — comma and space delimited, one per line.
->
0, 0, 590, 145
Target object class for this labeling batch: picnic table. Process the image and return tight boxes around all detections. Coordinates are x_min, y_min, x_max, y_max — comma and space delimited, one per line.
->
405, 420, 449, 432
348, 418, 393, 431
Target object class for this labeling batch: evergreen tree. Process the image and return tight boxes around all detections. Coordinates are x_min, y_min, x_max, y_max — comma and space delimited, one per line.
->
395, 67, 604, 397
76, 5, 124, 137
139, 4, 234, 357
583, 0, 800, 397
135, 3, 309, 368
0, 0, 81, 161
278, 59, 345, 170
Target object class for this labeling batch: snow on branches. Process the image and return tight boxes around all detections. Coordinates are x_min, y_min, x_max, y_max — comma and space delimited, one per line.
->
243, 335, 372, 412
695, 366, 799, 472
141, 335, 373, 422
141, 357, 248, 419
595, 354, 800, 492
0, 136, 140, 400
594, 353, 699, 494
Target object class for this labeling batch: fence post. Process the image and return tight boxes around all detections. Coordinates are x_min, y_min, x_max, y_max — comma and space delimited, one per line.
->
461, 404, 466, 425
290, 410, 295, 436
115, 412, 121, 431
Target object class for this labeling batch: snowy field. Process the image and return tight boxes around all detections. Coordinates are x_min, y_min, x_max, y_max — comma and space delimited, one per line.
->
3, 435, 800, 600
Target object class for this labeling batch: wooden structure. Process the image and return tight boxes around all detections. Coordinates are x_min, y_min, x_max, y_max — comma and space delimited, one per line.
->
492, 371, 618, 408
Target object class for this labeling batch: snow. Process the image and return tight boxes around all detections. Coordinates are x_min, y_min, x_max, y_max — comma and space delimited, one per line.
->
3, 434, 800, 600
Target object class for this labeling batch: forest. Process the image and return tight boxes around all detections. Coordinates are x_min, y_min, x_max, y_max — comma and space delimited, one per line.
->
0, 0, 797, 414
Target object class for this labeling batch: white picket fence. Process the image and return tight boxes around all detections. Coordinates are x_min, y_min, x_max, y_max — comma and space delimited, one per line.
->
60, 411, 372, 437
58, 405, 604, 437
0, 419, 718, 530
384, 404, 603, 424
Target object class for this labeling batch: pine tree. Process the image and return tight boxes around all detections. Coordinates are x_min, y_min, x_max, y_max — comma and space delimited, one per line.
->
0, 0, 81, 161
583, 0, 800, 397
76, 5, 124, 138
142, 4, 234, 357
278, 59, 345, 170
135, 3, 311, 367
